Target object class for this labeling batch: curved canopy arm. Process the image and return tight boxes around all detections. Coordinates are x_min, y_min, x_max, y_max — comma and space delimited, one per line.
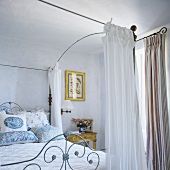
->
52, 31, 105, 68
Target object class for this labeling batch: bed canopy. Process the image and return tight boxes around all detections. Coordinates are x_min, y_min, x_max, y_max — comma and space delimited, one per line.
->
0, 1, 169, 169
38, 1, 147, 169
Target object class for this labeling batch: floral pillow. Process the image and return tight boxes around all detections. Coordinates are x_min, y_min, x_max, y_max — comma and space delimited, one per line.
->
31, 107, 50, 117
31, 125, 64, 143
19, 111, 50, 130
0, 131, 38, 146
0, 114, 27, 133
26, 111, 50, 129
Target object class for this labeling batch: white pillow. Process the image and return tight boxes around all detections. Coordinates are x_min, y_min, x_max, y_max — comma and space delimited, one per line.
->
0, 114, 27, 132
31, 107, 50, 116
20, 111, 50, 130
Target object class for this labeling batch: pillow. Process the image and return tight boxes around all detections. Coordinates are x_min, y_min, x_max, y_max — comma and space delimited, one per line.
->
0, 110, 6, 114
0, 131, 38, 146
0, 114, 27, 132
18, 111, 50, 130
31, 107, 50, 116
31, 125, 64, 143
0, 107, 15, 114
25, 111, 50, 129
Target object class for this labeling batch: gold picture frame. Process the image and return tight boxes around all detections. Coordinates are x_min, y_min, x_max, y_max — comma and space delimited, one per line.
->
65, 70, 86, 101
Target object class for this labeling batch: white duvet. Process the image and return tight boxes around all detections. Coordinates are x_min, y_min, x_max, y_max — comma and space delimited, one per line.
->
0, 140, 106, 170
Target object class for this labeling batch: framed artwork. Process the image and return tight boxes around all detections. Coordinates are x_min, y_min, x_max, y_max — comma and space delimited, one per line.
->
65, 70, 86, 101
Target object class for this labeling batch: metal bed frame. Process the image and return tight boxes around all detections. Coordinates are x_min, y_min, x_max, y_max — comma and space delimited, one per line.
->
0, 102, 23, 113
0, 102, 100, 170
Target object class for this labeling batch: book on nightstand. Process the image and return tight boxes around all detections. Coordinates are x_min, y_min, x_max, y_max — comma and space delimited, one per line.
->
65, 130, 80, 135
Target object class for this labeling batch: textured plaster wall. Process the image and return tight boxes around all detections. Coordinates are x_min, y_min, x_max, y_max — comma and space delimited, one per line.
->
0, 37, 104, 150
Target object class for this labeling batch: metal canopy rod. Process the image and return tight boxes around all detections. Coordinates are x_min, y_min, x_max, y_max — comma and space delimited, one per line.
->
136, 27, 167, 42
0, 63, 48, 72
38, 0, 105, 25
57, 32, 105, 63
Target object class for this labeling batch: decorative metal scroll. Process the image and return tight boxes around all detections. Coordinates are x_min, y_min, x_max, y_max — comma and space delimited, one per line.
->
1, 134, 100, 170
136, 27, 167, 42
0, 102, 23, 113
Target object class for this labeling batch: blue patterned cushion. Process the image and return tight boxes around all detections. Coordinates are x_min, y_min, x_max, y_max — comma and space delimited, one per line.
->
19, 111, 49, 130
0, 114, 27, 132
0, 131, 38, 146
31, 125, 64, 143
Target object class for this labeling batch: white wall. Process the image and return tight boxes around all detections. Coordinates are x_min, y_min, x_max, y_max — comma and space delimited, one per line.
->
0, 36, 104, 150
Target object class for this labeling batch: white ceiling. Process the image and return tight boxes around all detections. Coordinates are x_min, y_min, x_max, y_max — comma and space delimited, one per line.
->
0, 0, 170, 55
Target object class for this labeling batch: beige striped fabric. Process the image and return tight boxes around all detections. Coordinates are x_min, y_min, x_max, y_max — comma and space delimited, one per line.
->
145, 34, 170, 170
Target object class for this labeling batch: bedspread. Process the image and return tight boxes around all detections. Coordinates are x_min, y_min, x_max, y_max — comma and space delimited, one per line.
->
0, 140, 106, 170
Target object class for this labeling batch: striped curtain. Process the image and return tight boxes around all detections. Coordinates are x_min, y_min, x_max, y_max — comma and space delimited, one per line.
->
145, 33, 170, 170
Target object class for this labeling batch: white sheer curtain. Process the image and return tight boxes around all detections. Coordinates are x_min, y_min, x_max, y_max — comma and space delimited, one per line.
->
136, 48, 147, 151
48, 62, 63, 134
102, 23, 147, 170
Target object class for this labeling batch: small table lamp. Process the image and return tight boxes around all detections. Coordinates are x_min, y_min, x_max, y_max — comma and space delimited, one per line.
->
61, 100, 74, 115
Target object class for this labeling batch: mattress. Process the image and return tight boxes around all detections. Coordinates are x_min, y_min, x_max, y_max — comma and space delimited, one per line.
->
0, 140, 106, 170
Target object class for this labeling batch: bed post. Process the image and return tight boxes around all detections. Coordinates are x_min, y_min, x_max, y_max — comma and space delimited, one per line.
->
130, 25, 137, 41
130, 25, 137, 71
48, 87, 52, 124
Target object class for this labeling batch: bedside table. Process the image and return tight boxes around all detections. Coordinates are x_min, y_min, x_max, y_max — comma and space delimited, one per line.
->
67, 132, 97, 150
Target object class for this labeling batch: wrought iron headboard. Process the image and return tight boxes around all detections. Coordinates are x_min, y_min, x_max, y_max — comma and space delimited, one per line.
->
0, 102, 23, 113
0, 102, 101, 169
0, 102, 51, 124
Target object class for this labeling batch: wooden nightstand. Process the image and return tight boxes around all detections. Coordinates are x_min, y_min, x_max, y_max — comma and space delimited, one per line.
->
67, 132, 97, 150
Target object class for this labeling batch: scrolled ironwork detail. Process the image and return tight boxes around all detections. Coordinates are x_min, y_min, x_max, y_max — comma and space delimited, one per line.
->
23, 163, 41, 170
158, 27, 167, 34
63, 153, 69, 161
136, 26, 168, 42
87, 152, 100, 169
52, 155, 57, 160
74, 151, 79, 156
44, 146, 63, 163
66, 134, 100, 170
1, 133, 100, 170
0, 102, 23, 112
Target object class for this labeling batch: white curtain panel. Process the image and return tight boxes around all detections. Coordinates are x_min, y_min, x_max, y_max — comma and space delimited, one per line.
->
48, 62, 63, 134
102, 23, 147, 170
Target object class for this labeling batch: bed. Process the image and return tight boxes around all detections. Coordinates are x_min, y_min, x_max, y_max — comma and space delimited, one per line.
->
0, 102, 106, 170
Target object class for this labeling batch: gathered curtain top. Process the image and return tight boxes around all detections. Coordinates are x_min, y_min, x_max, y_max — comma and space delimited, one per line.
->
48, 62, 60, 73
144, 34, 162, 48
104, 22, 135, 48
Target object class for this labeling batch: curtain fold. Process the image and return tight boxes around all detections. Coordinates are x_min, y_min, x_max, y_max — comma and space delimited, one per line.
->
48, 62, 63, 134
145, 34, 170, 170
102, 22, 147, 170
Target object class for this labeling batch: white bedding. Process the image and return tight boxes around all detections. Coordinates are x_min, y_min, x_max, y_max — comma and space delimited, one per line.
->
0, 140, 106, 170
